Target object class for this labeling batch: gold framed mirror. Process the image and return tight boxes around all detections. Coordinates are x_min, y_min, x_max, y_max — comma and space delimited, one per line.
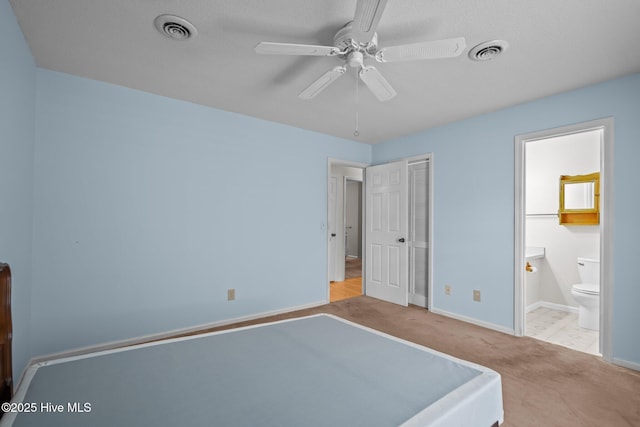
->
558, 172, 600, 225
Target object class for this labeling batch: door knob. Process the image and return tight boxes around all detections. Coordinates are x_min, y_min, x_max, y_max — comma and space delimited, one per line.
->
331, 233, 337, 237
398, 238, 405, 243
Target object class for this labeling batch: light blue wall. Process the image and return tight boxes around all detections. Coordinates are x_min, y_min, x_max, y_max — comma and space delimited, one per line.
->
0, 0, 36, 382
31, 69, 370, 357
4, 0, 639, 377
372, 73, 640, 367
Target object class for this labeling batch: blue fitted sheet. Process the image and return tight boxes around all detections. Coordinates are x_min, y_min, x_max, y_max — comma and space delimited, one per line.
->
1, 314, 503, 426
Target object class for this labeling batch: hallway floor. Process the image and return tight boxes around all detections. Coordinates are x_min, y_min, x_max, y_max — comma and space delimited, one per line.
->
330, 277, 362, 302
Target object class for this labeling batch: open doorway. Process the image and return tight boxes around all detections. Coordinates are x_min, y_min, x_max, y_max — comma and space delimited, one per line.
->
524, 130, 601, 355
328, 161, 364, 302
515, 118, 614, 361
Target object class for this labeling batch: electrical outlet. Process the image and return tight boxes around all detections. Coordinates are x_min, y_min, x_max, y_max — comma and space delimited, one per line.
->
445, 285, 451, 296
227, 288, 235, 301
473, 290, 481, 302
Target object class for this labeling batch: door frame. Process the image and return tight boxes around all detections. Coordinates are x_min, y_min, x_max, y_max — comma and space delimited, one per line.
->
514, 118, 614, 362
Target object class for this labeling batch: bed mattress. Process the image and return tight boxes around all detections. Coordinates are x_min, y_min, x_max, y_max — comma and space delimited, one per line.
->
1, 314, 503, 426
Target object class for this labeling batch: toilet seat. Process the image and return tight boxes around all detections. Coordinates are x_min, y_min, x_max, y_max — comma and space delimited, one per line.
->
572, 283, 599, 295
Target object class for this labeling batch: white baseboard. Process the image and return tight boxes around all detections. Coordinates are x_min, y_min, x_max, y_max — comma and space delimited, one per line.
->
20, 300, 326, 387
526, 301, 578, 314
612, 357, 640, 372
430, 308, 514, 335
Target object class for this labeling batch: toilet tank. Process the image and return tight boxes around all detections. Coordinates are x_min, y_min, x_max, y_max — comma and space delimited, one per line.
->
577, 257, 600, 284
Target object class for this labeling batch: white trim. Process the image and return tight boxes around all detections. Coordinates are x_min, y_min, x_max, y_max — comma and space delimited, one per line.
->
525, 301, 543, 313
526, 301, 578, 314
514, 135, 526, 337
431, 308, 515, 336
427, 154, 434, 312
612, 358, 640, 372
599, 119, 615, 363
18, 300, 326, 389
514, 117, 614, 362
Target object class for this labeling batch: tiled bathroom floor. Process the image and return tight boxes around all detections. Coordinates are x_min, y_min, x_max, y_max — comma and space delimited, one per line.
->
526, 307, 600, 355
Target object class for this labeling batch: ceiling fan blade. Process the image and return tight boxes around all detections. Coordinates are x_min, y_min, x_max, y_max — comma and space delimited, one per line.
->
359, 66, 396, 102
299, 66, 347, 99
255, 42, 340, 56
376, 37, 467, 62
352, 0, 389, 44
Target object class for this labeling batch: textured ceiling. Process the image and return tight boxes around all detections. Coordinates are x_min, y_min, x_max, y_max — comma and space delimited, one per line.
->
10, 0, 640, 143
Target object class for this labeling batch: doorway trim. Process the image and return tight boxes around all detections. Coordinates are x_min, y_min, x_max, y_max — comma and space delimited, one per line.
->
514, 117, 614, 362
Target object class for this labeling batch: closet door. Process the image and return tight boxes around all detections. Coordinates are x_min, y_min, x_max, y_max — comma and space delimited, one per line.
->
408, 162, 429, 307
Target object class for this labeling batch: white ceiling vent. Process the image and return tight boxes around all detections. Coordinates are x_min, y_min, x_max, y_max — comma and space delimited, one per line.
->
154, 15, 197, 41
468, 40, 508, 61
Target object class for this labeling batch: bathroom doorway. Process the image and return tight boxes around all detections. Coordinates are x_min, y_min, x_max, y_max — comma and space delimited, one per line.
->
514, 118, 613, 360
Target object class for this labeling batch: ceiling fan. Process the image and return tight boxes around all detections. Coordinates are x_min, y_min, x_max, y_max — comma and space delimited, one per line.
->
254, 0, 466, 102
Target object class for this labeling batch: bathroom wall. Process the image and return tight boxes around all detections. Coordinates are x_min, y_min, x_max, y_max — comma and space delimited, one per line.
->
525, 130, 600, 309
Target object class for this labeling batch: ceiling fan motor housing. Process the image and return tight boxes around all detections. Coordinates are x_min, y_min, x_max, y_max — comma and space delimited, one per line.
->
334, 21, 379, 56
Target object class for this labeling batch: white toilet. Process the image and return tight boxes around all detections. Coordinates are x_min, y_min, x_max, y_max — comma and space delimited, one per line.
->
571, 257, 600, 331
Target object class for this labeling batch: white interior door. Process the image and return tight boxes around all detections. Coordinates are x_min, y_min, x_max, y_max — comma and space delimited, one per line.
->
365, 161, 409, 306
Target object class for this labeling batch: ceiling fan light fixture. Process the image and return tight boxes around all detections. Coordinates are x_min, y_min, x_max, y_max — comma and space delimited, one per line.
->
468, 40, 509, 61
154, 15, 197, 41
